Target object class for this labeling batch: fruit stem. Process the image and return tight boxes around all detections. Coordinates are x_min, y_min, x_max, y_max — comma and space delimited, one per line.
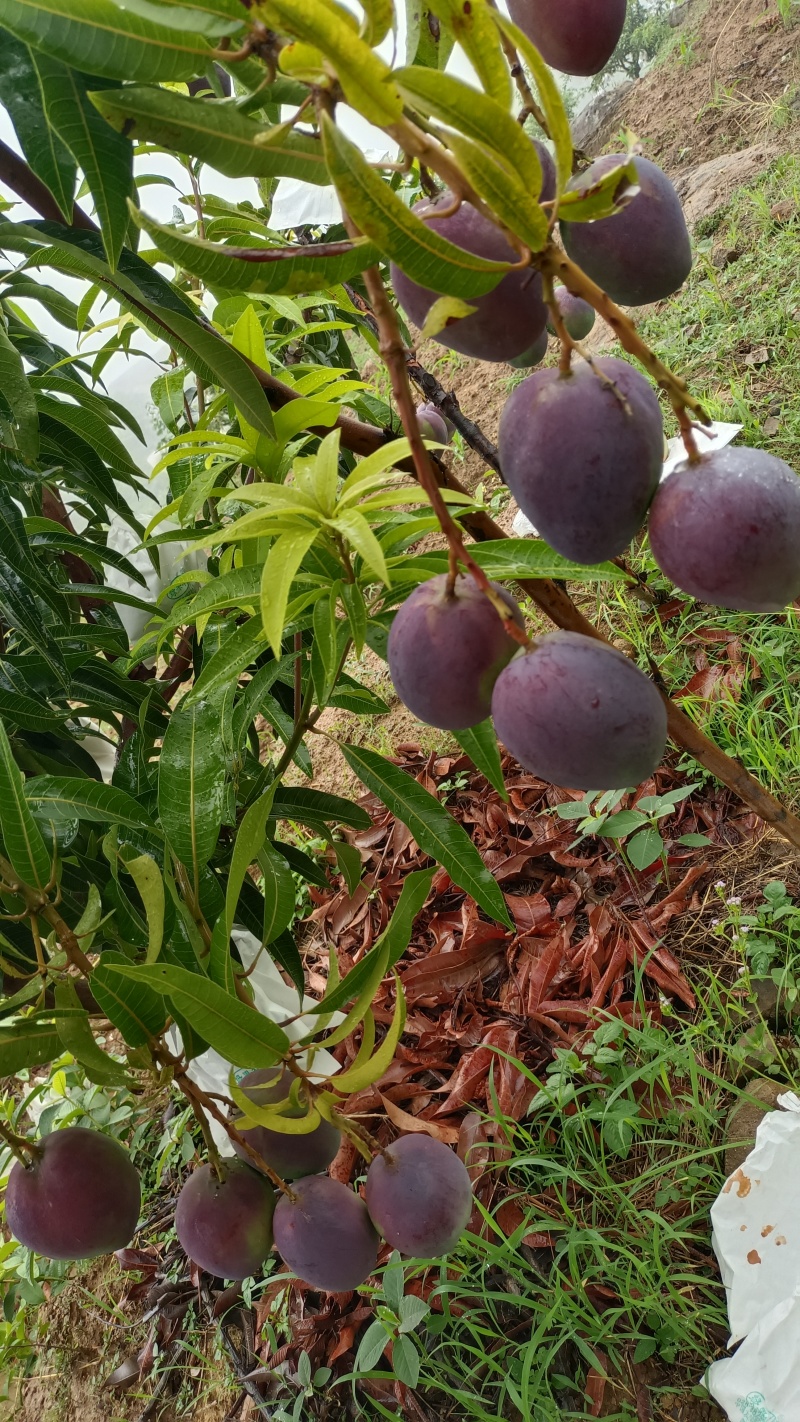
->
542, 272, 633, 410
186, 1093, 226, 1181
540, 244, 711, 431
172, 1063, 296, 1201
0, 1120, 41, 1168
332, 1109, 391, 1164
354, 258, 531, 648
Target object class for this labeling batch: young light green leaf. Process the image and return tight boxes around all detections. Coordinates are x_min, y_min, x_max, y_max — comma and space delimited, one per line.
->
260, 0, 403, 125
110, 962, 290, 1067
341, 582, 367, 657
123, 853, 165, 964
394, 66, 543, 199
331, 974, 405, 1093
442, 130, 548, 251
558, 161, 639, 224
425, 0, 510, 107
90, 952, 168, 1048
313, 943, 389, 1050
341, 745, 512, 927
54, 980, 130, 1086
158, 692, 228, 889
0, 28, 76, 220
0, 0, 216, 81
329, 509, 389, 585
454, 720, 508, 801
31, 55, 132, 269
357, 0, 393, 45
228, 1070, 323, 1136
260, 526, 320, 658
321, 115, 510, 300
0, 718, 52, 892
491, 10, 572, 195
418, 295, 477, 343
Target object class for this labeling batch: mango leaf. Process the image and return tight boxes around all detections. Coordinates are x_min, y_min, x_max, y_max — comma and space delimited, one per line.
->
260, 527, 320, 659
24, 776, 157, 831
260, 0, 403, 126
0, 0, 216, 82
31, 55, 133, 269
0, 719, 52, 892
425, 0, 510, 107
0, 1019, 61, 1075
90, 951, 168, 1048
454, 720, 508, 801
329, 509, 388, 584
321, 114, 510, 300
405, 0, 454, 67
357, 0, 393, 45
341, 744, 512, 927
491, 11, 572, 195
227, 1070, 322, 1136
0, 28, 76, 220
418, 295, 476, 343
394, 66, 543, 200
54, 980, 130, 1085
0, 320, 39, 459
122, 853, 164, 964
91, 85, 328, 185
330, 975, 405, 1093
558, 161, 640, 224
158, 692, 228, 889
110, 962, 290, 1067
392, 539, 627, 585
332, 839, 362, 896
259, 841, 296, 945
270, 786, 370, 832
213, 786, 278, 988
442, 129, 548, 251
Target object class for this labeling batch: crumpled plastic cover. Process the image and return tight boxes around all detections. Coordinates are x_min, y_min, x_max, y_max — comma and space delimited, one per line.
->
706, 1092, 800, 1419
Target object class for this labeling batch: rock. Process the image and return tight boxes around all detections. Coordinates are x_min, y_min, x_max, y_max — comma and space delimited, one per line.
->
749, 975, 799, 1026
673, 144, 781, 230
571, 80, 636, 154
724, 1078, 786, 1177
668, 0, 691, 25
732, 1024, 779, 1077
711, 245, 742, 269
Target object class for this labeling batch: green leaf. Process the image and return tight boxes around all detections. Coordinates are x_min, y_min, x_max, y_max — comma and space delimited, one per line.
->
491, 10, 573, 195
398, 1295, 430, 1333
341, 583, 367, 657
454, 720, 507, 801
331, 974, 405, 1092
110, 962, 290, 1067
146, 303, 276, 440
228, 1069, 323, 1136
24, 776, 157, 831
270, 786, 370, 832
0, 719, 52, 892
330, 509, 389, 584
54, 979, 130, 1085
597, 810, 648, 839
418, 295, 477, 343
0, 0, 216, 81
677, 833, 713, 848
558, 160, 640, 224
391, 1334, 420, 1388
0, 319, 39, 458
340, 745, 511, 928
355, 1320, 389, 1374
320, 114, 510, 300
260, 527, 320, 659
158, 692, 228, 889
0, 28, 75, 220
357, 0, 393, 45
92, 85, 328, 185
220, 786, 277, 956
425, 0, 510, 107
31, 55, 133, 268
122, 853, 164, 964
393, 539, 626, 585
441, 129, 548, 252
333, 839, 362, 897
626, 827, 665, 872
259, 841, 296, 945
90, 951, 168, 1047
261, 0, 403, 125
0, 1019, 61, 1075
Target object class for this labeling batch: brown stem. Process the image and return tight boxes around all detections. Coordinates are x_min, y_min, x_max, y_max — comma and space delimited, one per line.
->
540, 244, 711, 429
0, 1119, 41, 1167
40, 904, 94, 976
0, 138, 96, 231
359, 263, 529, 646
175, 1068, 294, 1200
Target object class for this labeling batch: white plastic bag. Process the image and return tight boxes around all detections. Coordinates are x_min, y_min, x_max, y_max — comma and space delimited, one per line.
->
706, 1094, 800, 1419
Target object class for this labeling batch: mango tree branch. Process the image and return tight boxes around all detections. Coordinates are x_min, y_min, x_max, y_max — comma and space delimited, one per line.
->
0, 138, 96, 231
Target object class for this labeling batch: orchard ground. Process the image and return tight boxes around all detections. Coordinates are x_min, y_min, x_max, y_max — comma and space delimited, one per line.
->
3, 1, 800, 1419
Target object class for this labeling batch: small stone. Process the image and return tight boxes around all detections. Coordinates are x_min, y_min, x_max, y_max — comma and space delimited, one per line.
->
744, 345, 770, 368
712, 245, 742, 269
763, 415, 781, 437
749, 975, 799, 1025
725, 1078, 786, 1177
770, 200, 795, 223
